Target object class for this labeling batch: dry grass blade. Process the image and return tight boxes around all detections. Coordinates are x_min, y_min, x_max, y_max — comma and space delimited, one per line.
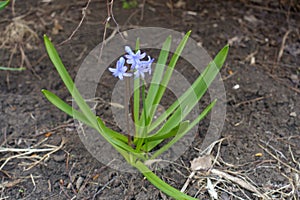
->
0, 17, 38, 49
25, 138, 65, 170
181, 138, 225, 193
259, 144, 300, 174
0, 138, 65, 171
210, 169, 267, 199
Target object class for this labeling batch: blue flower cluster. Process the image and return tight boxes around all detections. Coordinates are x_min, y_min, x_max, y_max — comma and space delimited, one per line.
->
109, 46, 154, 80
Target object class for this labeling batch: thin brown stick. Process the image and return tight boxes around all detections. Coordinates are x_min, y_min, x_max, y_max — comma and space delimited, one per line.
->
59, 0, 92, 46
259, 144, 300, 174
98, 0, 124, 64
277, 30, 291, 62
140, 0, 146, 21
125, 77, 132, 146
245, 4, 300, 16
210, 169, 266, 198
25, 138, 66, 170
234, 96, 267, 108
11, 0, 16, 16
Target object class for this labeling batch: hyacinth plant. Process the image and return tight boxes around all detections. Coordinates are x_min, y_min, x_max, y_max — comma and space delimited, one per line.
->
42, 31, 228, 199
0, 0, 9, 11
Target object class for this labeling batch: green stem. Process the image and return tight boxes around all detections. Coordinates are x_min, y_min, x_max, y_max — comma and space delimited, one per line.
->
125, 77, 132, 146
136, 80, 148, 151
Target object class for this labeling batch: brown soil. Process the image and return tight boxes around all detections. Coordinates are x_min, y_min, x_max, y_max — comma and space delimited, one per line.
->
0, 0, 299, 199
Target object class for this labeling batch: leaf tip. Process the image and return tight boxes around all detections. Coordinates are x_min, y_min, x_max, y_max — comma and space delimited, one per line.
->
41, 89, 47, 94
224, 43, 229, 49
185, 30, 192, 37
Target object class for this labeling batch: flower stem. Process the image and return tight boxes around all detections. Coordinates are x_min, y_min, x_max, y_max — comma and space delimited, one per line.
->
125, 77, 132, 146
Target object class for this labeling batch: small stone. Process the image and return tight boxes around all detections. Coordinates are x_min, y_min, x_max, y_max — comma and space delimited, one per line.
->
233, 84, 240, 90
290, 112, 297, 117
290, 74, 299, 84
53, 153, 65, 162
250, 56, 255, 65
76, 176, 84, 190
66, 183, 72, 189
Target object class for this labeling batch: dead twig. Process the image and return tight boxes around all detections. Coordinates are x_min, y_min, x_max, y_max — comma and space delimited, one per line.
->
92, 176, 117, 200
25, 138, 66, 170
211, 168, 267, 199
33, 119, 74, 137
260, 139, 287, 160
59, 0, 92, 46
98, 0, 123, 63
277, 29, 291, 63
289, 145, 300, 170
140, 0, 146, 21
0, 138, 66, 171
245, 4, 300, 16
181, 138, 226, 193
234, 96, 267, 108
259, 144, 300, 174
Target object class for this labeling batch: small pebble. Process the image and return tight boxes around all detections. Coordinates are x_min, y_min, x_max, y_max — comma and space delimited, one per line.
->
67, 183, 72, 189
290, 112, 297, 117
290, 74, 299, 84
250, 56, 255, 65
53, 153, 65, 162
233, 84, 240, 90
76, 176, 84, 190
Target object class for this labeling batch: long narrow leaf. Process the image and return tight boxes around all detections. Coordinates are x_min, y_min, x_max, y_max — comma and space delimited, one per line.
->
0, 0, 9, 11
44, 35, 138, 165
42, 89, 127, 142
135, 82, 149, 150
134, 161, 198, 200
133, 38, 140, 128
0, 66, 25, 71
150, 100, 217, 158
149, 44, 229, 134
44, 35, 99, 130
145, 36, 172, 115
42, 89, 93, 127
145, 120, 189, 142
95, 117, 142, 164
148, 31, 191, 125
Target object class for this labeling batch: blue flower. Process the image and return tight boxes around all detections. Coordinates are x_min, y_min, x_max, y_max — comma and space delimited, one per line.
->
134, 56, 154, 79
108, 57, 132, 80
124, 46, 146, 70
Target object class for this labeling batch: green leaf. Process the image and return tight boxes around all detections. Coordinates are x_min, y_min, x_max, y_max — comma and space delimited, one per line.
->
145, 120, 189, 142
133, 38, 144, 148
133, 78, 140, 124
135, 36, 172, 150
96, 117, 126, 141
96, 117, 146, 162
122, 0, 137, 9
135, 81, 149, 151
0, 66, 26, 71
145, 35, 172, 116
133, 38, 140, 129
43, 35, 99, 129
43, 35, 140, 164
134, 161, 198, 200
150, 100, 216, 158
42, 89, 128, 143
41, 89, 93, 127
148, 31, 191, 125
0, 0, 9, 11
149, 44, 229, 133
